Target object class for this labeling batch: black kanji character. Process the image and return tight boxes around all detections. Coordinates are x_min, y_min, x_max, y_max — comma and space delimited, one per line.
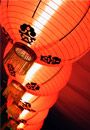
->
40, 55, 61, 64
30, 82, 37, 90
51, 57, 61, 64
26, 83, 31, 89
26, 82, 40, 91
19, 23, 36, 44
35, 85, 40, 90
7, 63, 16, 77
30, 26, 36, 37
23, 102, 31, 110
40, 55, 52, 64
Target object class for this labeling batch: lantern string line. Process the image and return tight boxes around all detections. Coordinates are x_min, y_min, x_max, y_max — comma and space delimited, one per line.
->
32, 0, 42, 18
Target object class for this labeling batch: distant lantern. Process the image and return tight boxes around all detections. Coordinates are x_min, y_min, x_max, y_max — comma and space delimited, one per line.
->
3, 80, 26, 103
7, 103, 48, 129
4, 42, 37, 77
7, 104, 22, 120
17, 121, 44, 130
7, 103, 36, 120
18, 92, 58, 112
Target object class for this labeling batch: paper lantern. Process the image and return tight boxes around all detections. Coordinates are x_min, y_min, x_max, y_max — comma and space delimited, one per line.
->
7, 102, 48, 129
4, 63, 71, 129
18, 109, 49, 124
5, 80, 58, 129
6, 62, 72, 96
19, 92, 58, 112
22, 63, 72, 96
5, 80, 58, 111
18, 121, 44, 130
7, 117, 44, 130
7, 103, 22, 119
3, 80, 26, 103
1, 0, 90, 64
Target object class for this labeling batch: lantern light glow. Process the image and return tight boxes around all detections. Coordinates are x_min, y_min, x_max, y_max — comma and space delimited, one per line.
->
33, 0, 63, 35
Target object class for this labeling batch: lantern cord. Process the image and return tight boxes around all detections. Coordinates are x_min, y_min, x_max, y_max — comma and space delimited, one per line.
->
32, 0, 42, 18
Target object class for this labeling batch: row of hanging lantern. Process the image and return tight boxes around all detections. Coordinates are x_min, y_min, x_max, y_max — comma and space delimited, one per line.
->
3, 41, 72, 129
1, 0, 90, 130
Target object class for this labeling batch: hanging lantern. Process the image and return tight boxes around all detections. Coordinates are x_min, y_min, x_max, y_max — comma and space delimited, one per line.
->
1, 0, 90, 64
7, 103, 37, 120
18, 92, 58, 112
7, 104, 22, 120
17, 121, 44, 130
22, 63, 72, 96
3, 80, 26, 103
7, 102, 48, 129
4, 42, 37, 77
18, 109, 49, 125
5, 80, 58, 112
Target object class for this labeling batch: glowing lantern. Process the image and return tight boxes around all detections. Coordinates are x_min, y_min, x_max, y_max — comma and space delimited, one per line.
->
5, 80, 58, 111
22, 63, 72, 96
1, 0, 90, 64
18, 92, 58, 112
18, 109, 49, 124
7, 102, 48, 129
17, 121, 44, 130
7, 103, 22, 119
3, 80, 26, 103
